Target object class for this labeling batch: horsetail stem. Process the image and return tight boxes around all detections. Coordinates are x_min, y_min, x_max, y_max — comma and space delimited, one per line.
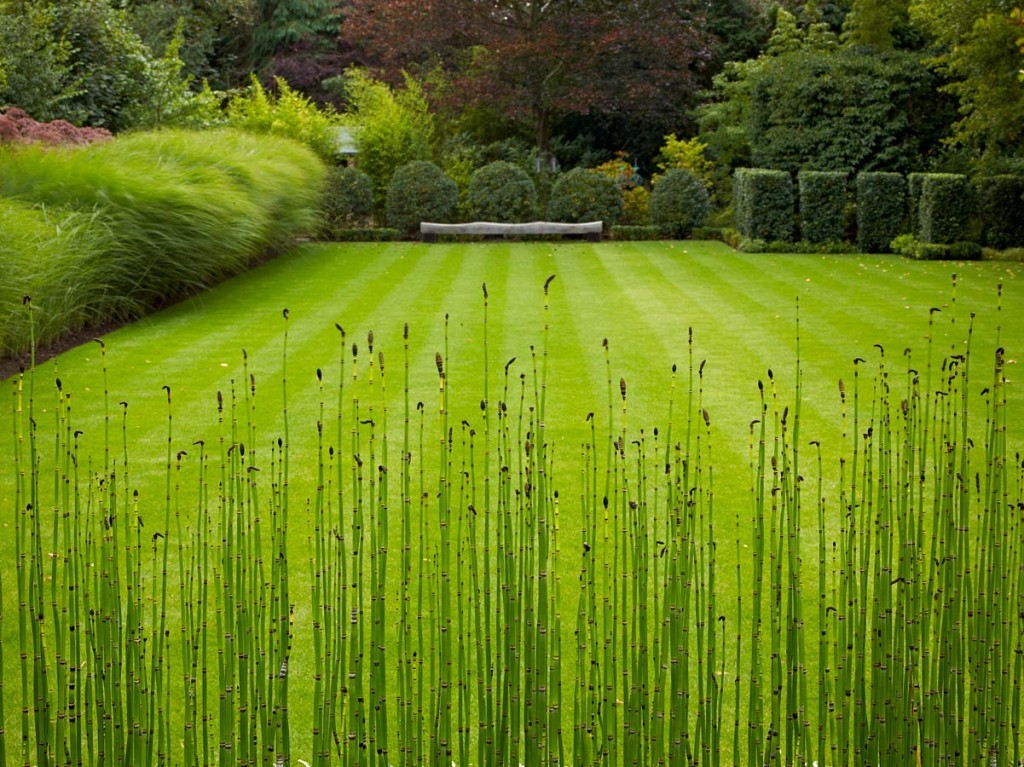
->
3, 279, 1020, 767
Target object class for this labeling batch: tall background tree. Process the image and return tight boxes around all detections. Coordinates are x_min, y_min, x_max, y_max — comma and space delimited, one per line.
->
910, 0, 1024, 166
343, 0, 713, 168
697, 2, 954, 195
120, 0, 260, 89
1, 0, 221, 130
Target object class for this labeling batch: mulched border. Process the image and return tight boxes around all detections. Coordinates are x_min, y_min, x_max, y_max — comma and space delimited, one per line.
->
0, 320, 125, 382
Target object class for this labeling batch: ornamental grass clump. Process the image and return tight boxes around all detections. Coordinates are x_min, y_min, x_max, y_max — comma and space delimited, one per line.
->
0, 129, 324, 352
0, 200, 121, 355
2, 275, 1021, 767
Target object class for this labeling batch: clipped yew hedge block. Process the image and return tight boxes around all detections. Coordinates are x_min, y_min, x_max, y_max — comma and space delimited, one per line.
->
974, 175, 1024, 248
856, 172, 907, 253
918, 173, 971, 245
799, 171, 848, 244
733, 168, 794, 242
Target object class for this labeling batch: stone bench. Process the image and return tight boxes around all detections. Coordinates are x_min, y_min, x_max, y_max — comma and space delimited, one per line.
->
420, 221, 602, 242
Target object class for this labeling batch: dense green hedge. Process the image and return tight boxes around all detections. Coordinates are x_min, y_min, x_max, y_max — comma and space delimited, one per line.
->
890, 234, 981, 260
919, 173, 972, 245
330, 227, 401, 242
798, 171, 848, 244
739, 237, 858, 254
733, 168, 794, 242
856, 172, 907, 253
974, 175, 1024, 248
907, 172, 926, 236
467, 161, 538, 223
721, 168, 1022, 254
386, 161, 459, 236
649, 169, 709, 238
548, 168, 623, 229
610, 225, 670, 241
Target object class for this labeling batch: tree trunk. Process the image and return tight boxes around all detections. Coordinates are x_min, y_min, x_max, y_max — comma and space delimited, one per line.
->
533, 102, 555, 173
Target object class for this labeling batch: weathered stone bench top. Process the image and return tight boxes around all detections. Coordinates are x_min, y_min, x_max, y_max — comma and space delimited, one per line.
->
421, 221, 602, 241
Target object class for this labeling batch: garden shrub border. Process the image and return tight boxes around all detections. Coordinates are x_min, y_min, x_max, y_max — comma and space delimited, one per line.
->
856, 172, 906, 253
386, 160, 459, 236
467, 161, 539, 223
918, 173, 972, 245
547, 168, 623, 230
733, 168, 794, 242
974, 175, 1024, 249
649, 168, 710, 238
798, 170, 848, 244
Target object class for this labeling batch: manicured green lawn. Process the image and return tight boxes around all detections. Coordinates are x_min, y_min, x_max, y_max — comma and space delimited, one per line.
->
12, 240, 1020, 484
2, 240, 1022, 766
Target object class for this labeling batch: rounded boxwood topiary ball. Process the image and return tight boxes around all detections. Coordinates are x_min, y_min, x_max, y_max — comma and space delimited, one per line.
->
650, 168, 710, 238
386, 160, 459, 236
320, 165, 374, 238
548, 168, 623, 228
467, 161, 538, 222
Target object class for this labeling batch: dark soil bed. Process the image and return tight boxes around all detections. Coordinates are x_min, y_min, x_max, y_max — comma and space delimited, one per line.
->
1, 320, 124, 382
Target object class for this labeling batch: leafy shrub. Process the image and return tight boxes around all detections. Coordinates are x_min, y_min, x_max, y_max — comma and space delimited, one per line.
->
919, 174, 972, 244
691, 226, 741, 247
889, 233, 917, 257
856, 172, 906, 252
319, 166, 374, 238
798, 171, 848, 244
733, 168, 794, 242
226, 76, 342, 161
913, 241, 981, 260
342, 69, 435, 208
91, 17, 223, 131
330, 228, 401, 242
739, 238, 858, 254
982, 246, 1024, 262
467, 161, 538, 222
889, 234, 981, 260
438, 139, 478, 220
548, 168, 623, 229
621, 187, 650, 225
0, 3, 75, 124
649, 168, 710, 237
610, 225, 668, 241
655, 134, 715, 191
946, 241, 983, 260
594, 154, 647, 224
974, 175, 1024, 248
594, 152, 643, 189
386, 161, 459, 236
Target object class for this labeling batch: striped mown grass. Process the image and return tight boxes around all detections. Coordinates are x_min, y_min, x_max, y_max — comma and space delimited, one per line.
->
2, 241, 1022, 766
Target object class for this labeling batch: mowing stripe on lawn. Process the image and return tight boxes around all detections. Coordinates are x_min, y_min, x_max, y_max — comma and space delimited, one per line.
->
2, 241, 1021, 767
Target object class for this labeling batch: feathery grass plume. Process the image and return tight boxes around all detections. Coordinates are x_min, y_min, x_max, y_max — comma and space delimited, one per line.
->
0, 130, 324, 357
0, 201, 125, 356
